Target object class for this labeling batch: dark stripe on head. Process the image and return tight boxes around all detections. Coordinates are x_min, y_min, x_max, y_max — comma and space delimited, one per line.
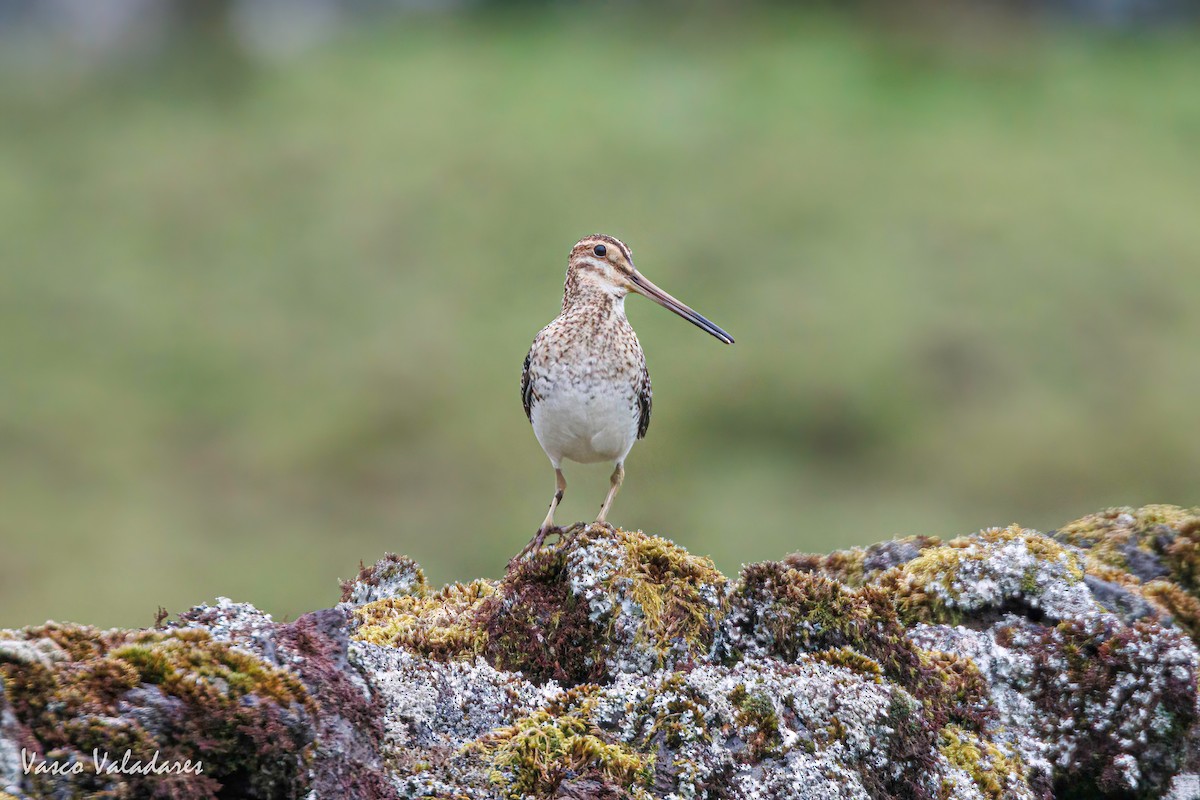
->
574, 233, 633, 263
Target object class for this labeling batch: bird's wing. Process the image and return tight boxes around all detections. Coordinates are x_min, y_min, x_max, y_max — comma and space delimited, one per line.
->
521, 347, 535, 423
636, 358, 652, 440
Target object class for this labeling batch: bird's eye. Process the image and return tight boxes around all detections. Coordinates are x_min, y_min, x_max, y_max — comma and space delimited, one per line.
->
593, 244, 607, 257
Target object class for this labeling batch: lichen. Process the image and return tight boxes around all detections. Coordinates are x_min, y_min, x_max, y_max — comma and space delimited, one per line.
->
340, 552, 429, 607
716, 561, 991, 735
884, 525, 1088, 625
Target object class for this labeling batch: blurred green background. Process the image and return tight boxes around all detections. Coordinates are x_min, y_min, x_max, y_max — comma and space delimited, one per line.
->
2, 2, 1198, 629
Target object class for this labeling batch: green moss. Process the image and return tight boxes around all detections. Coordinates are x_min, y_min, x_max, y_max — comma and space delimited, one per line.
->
471, 689, 653, 799
939, 723, 1022, 800
731, 686, 782, 761
352, 579, 495, 660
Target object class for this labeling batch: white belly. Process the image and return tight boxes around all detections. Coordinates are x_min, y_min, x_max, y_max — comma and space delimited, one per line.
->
531, 384, 638, 466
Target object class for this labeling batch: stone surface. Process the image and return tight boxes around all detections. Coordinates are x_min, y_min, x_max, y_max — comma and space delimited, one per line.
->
2, 507, 1200, 799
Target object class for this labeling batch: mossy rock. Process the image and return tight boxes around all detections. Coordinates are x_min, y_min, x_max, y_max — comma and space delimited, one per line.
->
470, 687, 654, 799
353, 579, 495, 660
1053, 505, 1200, 638
0, 623, 314, 799
8, 507, 1200, 799
880, 524, 1088, 625
481, 525, 728, 685
939, 723, 1026, 800
717, 560, 992, 735
340, 552, 429, 606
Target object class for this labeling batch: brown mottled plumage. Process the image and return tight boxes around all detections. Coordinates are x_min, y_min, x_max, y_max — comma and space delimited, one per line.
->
517, 234, 734, 557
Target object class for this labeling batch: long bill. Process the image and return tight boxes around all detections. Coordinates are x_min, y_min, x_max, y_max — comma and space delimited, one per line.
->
629, 271, 735, 345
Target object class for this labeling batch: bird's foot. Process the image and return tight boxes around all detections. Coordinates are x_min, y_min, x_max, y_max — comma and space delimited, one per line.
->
591, 520, 617, 534
510, 525, 561, 567
555, 521, 587, 548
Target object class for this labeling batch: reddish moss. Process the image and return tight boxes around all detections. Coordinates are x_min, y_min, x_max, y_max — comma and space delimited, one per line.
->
482, 547, 604, 686
481, 526, 726, 686
276, 609, 399, 800
787, 535, 942, 587
1019, 616, 1197, 799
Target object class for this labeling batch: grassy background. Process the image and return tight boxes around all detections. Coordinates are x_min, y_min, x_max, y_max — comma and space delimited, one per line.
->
2, 8, 1198, 628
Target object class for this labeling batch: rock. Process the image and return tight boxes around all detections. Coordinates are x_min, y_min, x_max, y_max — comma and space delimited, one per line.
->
2, 506, 1200, 799
339, 554, 429, 607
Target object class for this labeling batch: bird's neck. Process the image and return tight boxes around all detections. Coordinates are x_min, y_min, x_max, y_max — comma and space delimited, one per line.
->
561, 283, 626, 319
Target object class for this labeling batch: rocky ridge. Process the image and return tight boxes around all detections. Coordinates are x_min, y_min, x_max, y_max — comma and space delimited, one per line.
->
3, 505, 1200, 799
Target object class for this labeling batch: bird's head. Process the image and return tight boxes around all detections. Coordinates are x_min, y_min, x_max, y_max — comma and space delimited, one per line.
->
565, 234, 734, 344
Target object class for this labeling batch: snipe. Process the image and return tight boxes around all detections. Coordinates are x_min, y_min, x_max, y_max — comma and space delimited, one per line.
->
518, 234, 733, 557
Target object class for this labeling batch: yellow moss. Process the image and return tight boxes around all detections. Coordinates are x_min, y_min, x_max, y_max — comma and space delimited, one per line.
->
607, 528, 728, 660
1058, 505, 1200, 563
1142, 579, 1200, 639
785, 547, 871, 586
1084, 560, 1142, 587
809, 647, 884, 679
109, 629, 309, 707
470, 692, 653, 798
352, 580, 495, 659
939, 724, 1022, 800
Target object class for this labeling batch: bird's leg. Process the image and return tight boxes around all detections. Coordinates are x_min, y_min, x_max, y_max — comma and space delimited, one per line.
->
595, 463, 625, 526
542, 467, 567, 532
516, 468, 567, 559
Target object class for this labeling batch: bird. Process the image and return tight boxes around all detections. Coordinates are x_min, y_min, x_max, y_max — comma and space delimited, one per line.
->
517, 234, 733, 557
